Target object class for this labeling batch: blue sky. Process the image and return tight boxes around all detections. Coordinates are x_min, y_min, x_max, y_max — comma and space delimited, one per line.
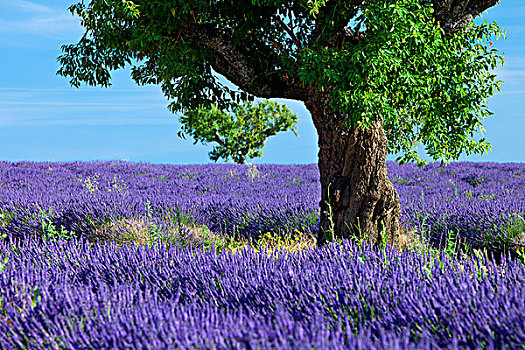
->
0, 0, 523, 165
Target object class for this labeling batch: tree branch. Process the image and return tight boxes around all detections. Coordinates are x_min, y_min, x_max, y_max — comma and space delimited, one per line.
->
252, 136, 269, 151
330, 27, 366, 50
175, 22, 308, 101
432, 0, 500, 36
310, 0, 362, 49
273, 15, 302, 52
311, 0, 499, 51
214, 130, 227, 148
167, 27, 183, 59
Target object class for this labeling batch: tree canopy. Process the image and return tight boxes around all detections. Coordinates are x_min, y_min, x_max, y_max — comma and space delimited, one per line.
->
58, 0, 505, 167
178, 100, 298, 164
299, 2, 505, 165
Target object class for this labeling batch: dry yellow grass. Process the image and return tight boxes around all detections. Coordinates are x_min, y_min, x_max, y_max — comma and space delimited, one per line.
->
90, 216, 478, 265
393, 227, 430, 252
92, 217, 229, 249
92, 217, 319, 255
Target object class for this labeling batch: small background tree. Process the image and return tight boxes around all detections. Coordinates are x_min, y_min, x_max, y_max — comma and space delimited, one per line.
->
177, 100, 298, 164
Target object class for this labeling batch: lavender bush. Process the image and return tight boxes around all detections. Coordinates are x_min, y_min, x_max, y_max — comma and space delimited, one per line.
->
1, 161, 525, 349
0, 238, 524, 349
1, 161, 524, 252
0, 161, 319, 243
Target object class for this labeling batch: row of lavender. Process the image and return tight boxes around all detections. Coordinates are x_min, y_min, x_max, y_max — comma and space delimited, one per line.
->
1, 161, 525, 249
390, 161, 525, 249
1, 239, 523, 349
0, 161, 319, 242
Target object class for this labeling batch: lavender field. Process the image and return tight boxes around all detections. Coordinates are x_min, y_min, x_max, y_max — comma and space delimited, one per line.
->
1, 161, 524, 349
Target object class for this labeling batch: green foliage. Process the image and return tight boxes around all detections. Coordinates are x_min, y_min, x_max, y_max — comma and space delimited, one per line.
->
177, 171, 198, 179
0, 256, 8, 272
144, 200, 163, 246
322, 183, 336, 244
178, 100, 298, 164
58, 0, 504, 167
156, 174, 168, 181
297, 0, 505, 167
0, 210, 14, 230
39, 209, 76, 242
483, 212, 525, 251
305, 0, 328, 17
516, 247, 525, 265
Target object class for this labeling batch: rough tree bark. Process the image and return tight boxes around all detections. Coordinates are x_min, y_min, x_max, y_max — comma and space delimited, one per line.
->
305, 91, 401, 247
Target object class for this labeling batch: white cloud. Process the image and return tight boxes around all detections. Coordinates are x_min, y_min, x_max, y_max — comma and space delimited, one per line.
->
4, 0, 55, 14
0, 0, 83, 42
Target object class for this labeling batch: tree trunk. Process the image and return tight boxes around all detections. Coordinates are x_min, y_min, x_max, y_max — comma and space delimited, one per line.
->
305, 91, 401, 247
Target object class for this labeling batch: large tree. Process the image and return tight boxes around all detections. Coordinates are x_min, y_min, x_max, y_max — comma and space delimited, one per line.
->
57, 0, 505, 247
